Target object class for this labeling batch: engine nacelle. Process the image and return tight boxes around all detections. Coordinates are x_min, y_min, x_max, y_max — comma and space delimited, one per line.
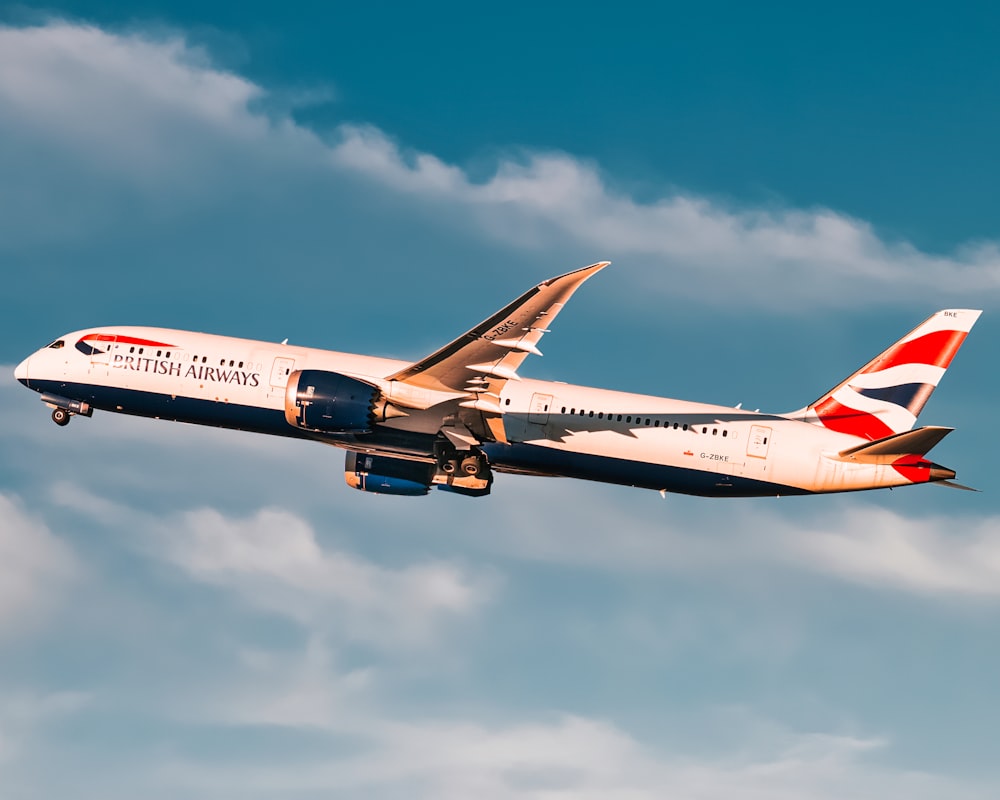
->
345, 452, 434, 496
285, 370, 379, 433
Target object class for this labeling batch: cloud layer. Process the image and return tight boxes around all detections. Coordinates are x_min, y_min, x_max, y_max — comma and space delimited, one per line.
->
1, 16, 999, 799
1, 20, 999, 315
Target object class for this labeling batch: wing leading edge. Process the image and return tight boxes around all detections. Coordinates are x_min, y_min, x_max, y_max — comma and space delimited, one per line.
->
388, 262, 608, 396
385, 262, 608, 443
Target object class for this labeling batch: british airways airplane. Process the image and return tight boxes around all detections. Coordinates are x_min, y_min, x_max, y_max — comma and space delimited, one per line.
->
13, 263, 981, 498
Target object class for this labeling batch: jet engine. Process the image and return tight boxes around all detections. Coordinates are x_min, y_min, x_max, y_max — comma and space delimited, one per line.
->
285, 370, 381, 433
344, 451, 494, 497
345, 452, 434, 496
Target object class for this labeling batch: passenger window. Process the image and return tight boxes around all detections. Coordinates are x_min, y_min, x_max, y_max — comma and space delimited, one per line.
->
229, 360, 234, 367
571, 408, 576, 414
505, 398, 510, 405
617, 415, 623, 422
130, 347, 135, 353
598, 412, 604, 419
156, 350, 162, 357
722, 430, 728, 437
654, 420, 660, 427
682, 424, 688, 431
561, 407, 566, 414
202, 356, 207, 363
645, 419, 651, 426
626, 416, 632, 423
702, 427, 707, 434
239, 361, 244, 368
589, 411, 594, 417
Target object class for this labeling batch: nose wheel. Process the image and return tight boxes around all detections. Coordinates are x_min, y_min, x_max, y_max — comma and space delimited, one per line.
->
51, 408, 71, 426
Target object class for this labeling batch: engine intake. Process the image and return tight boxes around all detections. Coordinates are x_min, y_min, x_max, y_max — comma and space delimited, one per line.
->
285, 370, 379, 433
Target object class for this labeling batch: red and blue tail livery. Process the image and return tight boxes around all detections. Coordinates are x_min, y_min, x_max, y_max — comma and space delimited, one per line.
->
13, 264, 982, 498
805, 309, 980, 442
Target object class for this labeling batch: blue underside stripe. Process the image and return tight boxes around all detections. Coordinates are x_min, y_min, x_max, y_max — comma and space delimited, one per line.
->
24, 380, 803, 498
481, 442, 804, 497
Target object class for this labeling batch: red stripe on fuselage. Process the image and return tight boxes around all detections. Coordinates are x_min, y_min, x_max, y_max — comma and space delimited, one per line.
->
864, 329, 967, 373
812, 397, 895, 441
81, 333, 177, 348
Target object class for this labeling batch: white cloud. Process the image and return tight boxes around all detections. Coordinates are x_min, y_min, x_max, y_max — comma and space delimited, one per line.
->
0, 493, 78, 635
158, 712, 990, 800
0, 22, 268, 162
50, 482, 494, 646
779, 505, 1000, 595
0, 690, 90, 769
1, 21, 999, 307
328, 124, 1000, 307
199, 637, 375, 731
165, 504, 490, 636
437, 479, 1000, 600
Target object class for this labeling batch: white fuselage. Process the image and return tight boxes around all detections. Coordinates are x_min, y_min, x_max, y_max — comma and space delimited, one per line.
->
14, 326, 936, 497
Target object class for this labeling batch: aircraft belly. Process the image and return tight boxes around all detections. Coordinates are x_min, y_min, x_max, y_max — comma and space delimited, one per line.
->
484, 441, 805, 497
28, 379, 296, 438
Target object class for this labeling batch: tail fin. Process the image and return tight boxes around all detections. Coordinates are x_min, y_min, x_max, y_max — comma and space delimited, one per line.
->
801, 309, 981, 440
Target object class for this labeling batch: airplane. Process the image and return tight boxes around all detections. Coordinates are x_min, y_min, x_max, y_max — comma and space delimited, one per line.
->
13, 262, 982, 498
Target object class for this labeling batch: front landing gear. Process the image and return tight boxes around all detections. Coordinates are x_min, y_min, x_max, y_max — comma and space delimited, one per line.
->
40, 393, 92, 426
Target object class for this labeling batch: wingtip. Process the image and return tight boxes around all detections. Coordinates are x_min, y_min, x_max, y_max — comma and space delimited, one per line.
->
573, 260, 611, 275
579, 260, 611, 278
542, 261, 610, 288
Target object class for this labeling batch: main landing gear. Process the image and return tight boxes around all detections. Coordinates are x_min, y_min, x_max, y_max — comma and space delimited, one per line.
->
438, 450, 487, 477
51, 408, 71, 427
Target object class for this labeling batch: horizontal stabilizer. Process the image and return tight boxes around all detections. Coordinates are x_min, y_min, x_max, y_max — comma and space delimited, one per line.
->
937, 480, 980, 492
837, 425, 953, 463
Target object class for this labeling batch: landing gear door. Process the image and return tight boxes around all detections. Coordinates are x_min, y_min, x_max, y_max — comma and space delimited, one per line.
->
528, 393, 553, 425
747, 425, 772, 459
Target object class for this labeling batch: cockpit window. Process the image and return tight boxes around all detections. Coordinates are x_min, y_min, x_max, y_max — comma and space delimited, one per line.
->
46, 340, 65, 349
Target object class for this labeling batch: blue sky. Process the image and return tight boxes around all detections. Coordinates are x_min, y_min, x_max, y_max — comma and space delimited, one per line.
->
2, 4, 1000, 798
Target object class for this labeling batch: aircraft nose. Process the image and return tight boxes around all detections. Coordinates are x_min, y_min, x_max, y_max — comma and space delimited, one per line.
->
14, 356, 30, 387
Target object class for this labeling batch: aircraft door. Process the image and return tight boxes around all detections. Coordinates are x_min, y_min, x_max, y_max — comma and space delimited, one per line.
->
747, 425, 771, 459
268, 356, 296, 400
88, 334, 116, 376
528, 393, 553, 425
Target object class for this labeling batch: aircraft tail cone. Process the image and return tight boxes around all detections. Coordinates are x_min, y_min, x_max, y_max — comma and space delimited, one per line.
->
928, 464, 957, 482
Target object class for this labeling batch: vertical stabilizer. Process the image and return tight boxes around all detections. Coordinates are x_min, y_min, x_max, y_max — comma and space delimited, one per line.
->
801, 309, 981, 440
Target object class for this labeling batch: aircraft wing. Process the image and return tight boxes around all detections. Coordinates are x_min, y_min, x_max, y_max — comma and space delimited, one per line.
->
386, 262, 608, 438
